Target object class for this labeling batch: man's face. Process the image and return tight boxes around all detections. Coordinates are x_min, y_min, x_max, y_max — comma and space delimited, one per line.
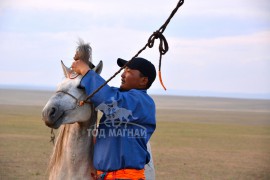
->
120, 67, 148, 91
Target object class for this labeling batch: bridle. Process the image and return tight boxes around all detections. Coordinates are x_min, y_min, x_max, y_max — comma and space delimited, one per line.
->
56, 90, 92, 109
49, 90, 93, 145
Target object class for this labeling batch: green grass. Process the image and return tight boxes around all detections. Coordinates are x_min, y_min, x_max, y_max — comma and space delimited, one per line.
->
151, 121, 270, 180
0, 105, 52, 180
1, 90, 270, 179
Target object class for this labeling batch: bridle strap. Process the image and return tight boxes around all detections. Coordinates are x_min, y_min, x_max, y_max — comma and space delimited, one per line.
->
56, 90, 80, 103
49, 90, 94, 145
56, 90, 92, 106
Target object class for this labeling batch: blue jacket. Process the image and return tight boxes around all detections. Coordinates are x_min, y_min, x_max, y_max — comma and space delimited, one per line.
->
80, 70, 156, 171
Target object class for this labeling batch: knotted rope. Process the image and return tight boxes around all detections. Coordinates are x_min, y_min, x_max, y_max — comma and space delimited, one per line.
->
82, 0, 184, 104
50, 128, 55, 145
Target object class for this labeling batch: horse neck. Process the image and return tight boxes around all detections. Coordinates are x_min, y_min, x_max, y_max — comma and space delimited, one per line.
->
48, 109, 97, 179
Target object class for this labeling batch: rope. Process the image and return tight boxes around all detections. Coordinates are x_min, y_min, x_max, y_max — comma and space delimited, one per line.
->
50, 128, 55, 145
83, 0, 184, 103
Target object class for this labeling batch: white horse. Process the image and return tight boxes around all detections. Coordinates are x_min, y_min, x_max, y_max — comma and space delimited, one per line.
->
42, 60, 102, 179
42, 42, 155, 180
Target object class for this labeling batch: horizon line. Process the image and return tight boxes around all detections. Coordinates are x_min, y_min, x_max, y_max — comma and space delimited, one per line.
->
1, 84, 270, 100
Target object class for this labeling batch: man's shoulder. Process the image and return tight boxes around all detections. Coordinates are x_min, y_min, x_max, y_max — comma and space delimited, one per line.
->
129, 89, 147, 94
113, 88, 155, 104
128, 89, 150, 98
129, 89, 155, 105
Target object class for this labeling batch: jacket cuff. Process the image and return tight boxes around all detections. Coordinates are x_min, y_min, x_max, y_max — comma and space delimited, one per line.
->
78, 70, 92, 89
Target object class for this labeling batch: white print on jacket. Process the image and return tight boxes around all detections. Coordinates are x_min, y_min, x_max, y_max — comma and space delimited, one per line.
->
95, 97, 138, 127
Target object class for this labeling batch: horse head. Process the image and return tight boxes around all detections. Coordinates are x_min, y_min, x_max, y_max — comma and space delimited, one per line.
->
42, 60, 103, 129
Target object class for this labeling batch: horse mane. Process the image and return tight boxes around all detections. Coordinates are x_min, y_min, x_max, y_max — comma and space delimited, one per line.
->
47, 106, 98, 177
47, 124, 71, 174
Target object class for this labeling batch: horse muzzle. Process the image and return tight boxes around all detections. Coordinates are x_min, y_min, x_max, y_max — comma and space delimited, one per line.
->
42, 105, 63, 129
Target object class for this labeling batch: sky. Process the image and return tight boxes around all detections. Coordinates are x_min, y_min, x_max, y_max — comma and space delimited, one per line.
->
0, 0, 270, 99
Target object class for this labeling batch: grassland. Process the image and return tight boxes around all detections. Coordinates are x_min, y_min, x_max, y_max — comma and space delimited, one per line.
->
0, 89, 270, 179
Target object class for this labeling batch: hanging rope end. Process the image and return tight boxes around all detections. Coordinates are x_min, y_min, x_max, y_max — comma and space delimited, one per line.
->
158, 71, 167, 91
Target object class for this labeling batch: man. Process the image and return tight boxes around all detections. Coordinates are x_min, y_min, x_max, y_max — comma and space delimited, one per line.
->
72, 57, 156, 180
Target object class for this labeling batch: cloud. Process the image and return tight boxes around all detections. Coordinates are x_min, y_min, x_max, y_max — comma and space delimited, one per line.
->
0, 0, 174, 17
182, 0, 270, 20
4, 0, 269, 22
0, 0, 269, 97
0, 26, 269, 93
169, 30, 270, 64
160, 30, 270, 93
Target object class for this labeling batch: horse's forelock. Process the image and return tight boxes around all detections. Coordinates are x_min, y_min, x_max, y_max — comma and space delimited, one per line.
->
76, 39, 92, 63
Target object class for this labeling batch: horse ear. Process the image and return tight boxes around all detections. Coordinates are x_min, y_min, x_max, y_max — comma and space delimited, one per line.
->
93, 60, 103, 75
61, 60, 72, 78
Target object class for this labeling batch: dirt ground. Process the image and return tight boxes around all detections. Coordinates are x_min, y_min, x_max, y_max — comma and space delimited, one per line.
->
0, 89, 270, 179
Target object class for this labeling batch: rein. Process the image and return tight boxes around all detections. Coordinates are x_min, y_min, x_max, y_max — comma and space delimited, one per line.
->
80, 0, 184, 104
50, 0, 185, 142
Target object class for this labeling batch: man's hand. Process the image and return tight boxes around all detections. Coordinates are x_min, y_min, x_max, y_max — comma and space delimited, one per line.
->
71, 60, 90, 76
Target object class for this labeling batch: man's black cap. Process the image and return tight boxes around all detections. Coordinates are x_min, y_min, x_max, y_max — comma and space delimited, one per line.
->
117, 57, 156, 89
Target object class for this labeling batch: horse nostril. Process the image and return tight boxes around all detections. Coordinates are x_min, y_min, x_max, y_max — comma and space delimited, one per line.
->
49, 107, 58, 118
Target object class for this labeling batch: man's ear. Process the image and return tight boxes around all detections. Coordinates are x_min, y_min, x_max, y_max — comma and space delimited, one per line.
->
140, 77, 149, 88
